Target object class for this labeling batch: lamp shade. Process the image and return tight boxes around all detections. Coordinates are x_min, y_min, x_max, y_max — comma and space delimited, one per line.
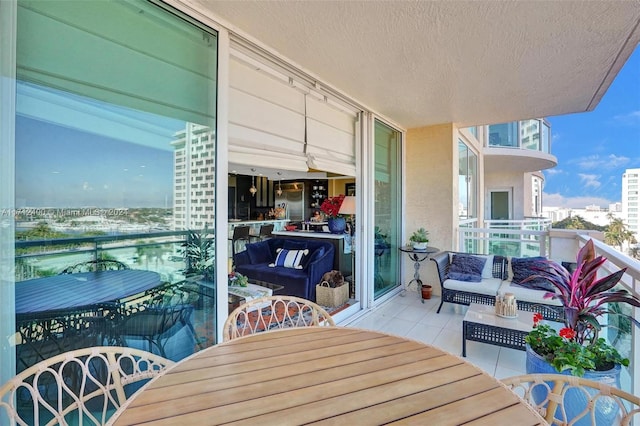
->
338, 196, 356, 215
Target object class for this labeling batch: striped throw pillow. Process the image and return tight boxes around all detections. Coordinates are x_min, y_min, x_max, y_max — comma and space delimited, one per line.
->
269, 248, 309, 269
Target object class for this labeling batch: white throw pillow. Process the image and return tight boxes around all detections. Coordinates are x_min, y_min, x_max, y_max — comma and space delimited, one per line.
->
269, 248, 309, 269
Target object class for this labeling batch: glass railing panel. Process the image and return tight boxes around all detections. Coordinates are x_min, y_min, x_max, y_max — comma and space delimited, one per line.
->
14, 231, 217, 373
541, 120, 550, 154
487, 119, 551, 154
488, 122, 518, 148
520, 119, 540, 151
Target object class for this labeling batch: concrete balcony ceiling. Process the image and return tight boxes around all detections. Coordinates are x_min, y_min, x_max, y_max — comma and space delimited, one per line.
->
483, 147, 558, 173
195, 1, 640, 129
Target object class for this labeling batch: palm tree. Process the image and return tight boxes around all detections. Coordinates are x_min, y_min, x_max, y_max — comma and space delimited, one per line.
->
604, 213, 636, 253
567, 216, 586, 230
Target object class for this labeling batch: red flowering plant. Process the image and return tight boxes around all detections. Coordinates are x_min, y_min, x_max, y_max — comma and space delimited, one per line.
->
524, 239, 640, 376
320, 194, 345, 218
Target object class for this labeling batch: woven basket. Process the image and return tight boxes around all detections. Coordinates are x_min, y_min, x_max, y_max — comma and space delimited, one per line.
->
316, 281, 349, 307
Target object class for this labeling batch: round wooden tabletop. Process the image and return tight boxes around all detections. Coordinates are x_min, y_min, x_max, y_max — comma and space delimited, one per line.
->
112, 327, 545, 425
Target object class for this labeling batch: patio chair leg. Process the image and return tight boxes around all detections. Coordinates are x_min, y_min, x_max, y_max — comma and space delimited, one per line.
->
436, 300, 444, 313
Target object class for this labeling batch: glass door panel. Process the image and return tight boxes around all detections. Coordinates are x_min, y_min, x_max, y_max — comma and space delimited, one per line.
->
11, 0, 218, 381
373, 120, 402, 299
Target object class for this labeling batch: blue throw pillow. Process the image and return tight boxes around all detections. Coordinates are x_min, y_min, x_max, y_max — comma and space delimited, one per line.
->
269, 248, 309, 269
284, 240, 308, 250
448, 254, 485, 282
301, 246, 325, 269
511, 257, 556, 292
246, 243, 272, 264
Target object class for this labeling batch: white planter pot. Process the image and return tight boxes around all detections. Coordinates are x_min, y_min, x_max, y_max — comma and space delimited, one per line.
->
412, 242, 428, 250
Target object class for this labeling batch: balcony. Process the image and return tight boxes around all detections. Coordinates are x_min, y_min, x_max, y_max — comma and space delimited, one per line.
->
350, 221, 639, 396
484, 119, 558, 173
12, 224, 640, 396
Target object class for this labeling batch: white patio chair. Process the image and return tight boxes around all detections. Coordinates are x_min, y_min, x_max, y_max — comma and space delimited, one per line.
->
223, 295, 336, 341
0, 346, 173, 426
502, 373, 640, 425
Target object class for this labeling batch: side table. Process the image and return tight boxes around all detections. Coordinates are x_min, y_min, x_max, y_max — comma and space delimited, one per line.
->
398, 245, 439, 303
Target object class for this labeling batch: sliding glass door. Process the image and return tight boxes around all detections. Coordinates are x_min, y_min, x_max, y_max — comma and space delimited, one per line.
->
373, 120, 402, 299
3, 0, 219, 388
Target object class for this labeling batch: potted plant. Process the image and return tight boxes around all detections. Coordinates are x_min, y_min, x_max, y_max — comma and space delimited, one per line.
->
228, 271, 248, 287
523, 239, 640, 424
320, 194, 346, 234
409, 227, 429, 250
180, 225, 215, 281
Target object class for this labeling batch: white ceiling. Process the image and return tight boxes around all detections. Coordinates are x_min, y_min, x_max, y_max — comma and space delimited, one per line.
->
191, 0, 640, 129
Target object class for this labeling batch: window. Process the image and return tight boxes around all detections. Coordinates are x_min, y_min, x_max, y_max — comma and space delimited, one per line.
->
458, 140, 478, 219
6, 0, 218, 384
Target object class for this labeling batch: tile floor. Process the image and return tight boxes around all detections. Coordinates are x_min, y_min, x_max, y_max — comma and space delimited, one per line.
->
345, 291, 527, 381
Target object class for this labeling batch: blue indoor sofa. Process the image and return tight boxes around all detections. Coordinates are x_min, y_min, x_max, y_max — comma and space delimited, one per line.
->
233, 238, 335, 301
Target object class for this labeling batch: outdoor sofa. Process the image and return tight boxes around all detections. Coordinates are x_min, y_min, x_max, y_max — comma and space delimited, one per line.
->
431, 251, 564, 321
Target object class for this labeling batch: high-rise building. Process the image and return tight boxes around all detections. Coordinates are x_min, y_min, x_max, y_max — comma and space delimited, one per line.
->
622, 168, 640, 241
171, 124, 216, 230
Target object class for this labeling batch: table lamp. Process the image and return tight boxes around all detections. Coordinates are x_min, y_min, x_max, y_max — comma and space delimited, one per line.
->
338, 196, 356, 235
338, 195, 356, 297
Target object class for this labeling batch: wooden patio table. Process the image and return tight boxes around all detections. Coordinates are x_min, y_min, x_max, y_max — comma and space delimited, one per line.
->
111, 327, 545, 425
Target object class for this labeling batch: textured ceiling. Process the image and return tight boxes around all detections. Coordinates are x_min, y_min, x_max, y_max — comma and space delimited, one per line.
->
190, 0, 640, 129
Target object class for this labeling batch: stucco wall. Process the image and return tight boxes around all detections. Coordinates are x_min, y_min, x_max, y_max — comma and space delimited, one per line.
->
484, 171, 527, 219
405, 124, 456, 295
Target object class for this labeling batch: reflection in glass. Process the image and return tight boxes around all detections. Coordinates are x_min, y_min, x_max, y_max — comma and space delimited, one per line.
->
10, 0, 219, 386
488, 122, 518, 147
458, 140, 477, 220
374, 120, 402, 299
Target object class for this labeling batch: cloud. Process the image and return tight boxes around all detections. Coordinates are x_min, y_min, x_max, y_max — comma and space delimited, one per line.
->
571, 154, 630, 170
614, 110, 640, 125
545, 168, 563, 176
543, 192, 614, 209
578, 173, 601, 189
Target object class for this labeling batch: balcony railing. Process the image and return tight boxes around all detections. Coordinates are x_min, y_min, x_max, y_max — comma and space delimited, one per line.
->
458, 218, 551, 258
13, 230, 218, 365
15, 230, 189, 282
487, 119, 551, 154
457, 220, 640, 395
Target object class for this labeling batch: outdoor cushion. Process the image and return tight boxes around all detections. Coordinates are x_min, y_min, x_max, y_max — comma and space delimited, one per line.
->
443, 277, 502, 295
448, 253, 495, 279
498, 281, 562, 306
448, 253, 486, 282
511, 256, 556, 292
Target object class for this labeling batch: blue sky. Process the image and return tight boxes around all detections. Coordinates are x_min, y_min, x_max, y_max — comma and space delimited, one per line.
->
16, 115, 174, 208
544, 46, 640, 208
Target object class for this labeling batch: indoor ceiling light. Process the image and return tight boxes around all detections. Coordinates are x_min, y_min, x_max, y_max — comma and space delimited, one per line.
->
276, 172, 283, 196
249, 168, 257, 196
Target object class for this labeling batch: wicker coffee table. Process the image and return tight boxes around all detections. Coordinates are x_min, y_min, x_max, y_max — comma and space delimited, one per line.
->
462, 303, 534, 357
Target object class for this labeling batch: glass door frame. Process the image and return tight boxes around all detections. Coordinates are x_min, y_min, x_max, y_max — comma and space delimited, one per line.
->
364, 115, 404, 307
